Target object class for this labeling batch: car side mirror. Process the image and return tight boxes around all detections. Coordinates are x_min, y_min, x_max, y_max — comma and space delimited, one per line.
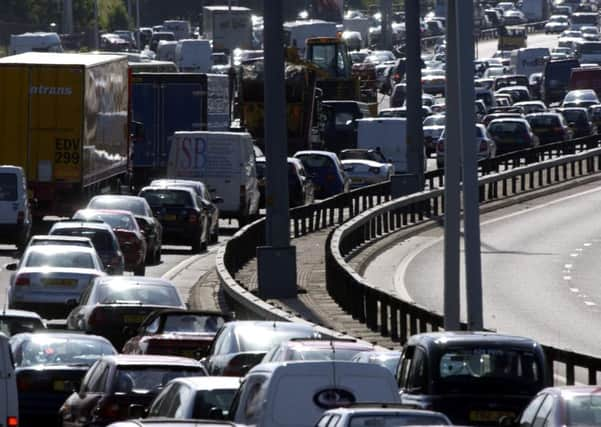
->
208, 407, 225, 420
129, 404, 147, 419
4, 263, 17, 271
212, 196, 224, 204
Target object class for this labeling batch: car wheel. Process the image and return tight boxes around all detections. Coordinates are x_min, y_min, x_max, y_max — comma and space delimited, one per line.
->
210, 226, 219, 244
134, 264, 145, 276
191, 233, 202, 253
154, 245, 161, 264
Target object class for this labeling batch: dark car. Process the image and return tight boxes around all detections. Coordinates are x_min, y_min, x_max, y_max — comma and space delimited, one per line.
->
390, 82, 407, 108
482, 112, 523, 127
10, 332, 116, 427
59, 355, 207, 427
149, 31, 175, 51
122, 310, 230, 359
396, 332, 548, 426
49, 221, 124, 275
255, 157, 315, 208
294, 151, 350, 199
203, 321, 319, 376
493, 74, 530, 91
525, 112, 574, 144
487, 118, 539, 154
321, 100, 372, 153
589, 104, 601, 132
87, 195, 163, 264
66, 276, 186, 350
508, 386, 601, 427
0, 309, 46, 336
73, 209, 147, 276
149, 179, 221, 244
557, 107, 595, 137
138, 186, 209, 253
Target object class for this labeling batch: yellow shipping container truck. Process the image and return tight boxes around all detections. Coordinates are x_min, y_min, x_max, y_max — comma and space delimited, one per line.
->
0, 52, 129, 218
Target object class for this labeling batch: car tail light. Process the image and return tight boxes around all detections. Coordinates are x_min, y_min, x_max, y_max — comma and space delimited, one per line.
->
7, 416, 17, 427
223, 358, 245, 376
111, 255, 122, 266
368, 166, 381, 174
96, 400, 120, 420
554, 127, 564, 133
437, 140, 445, 152
393, 73, 400, 81
15, 276, 29, 287
188, 213, 198, 223
17, 374, 31, 391
17, 211, 24, 225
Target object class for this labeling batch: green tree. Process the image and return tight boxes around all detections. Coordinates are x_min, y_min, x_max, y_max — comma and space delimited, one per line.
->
105, 2, 132, 30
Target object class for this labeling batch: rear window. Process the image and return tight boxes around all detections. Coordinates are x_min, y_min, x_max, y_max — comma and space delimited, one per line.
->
89, 198, 147, 216
163, 313, 225, 333
527, 115, 560, 127
96, 283, 182, 306
348, 414, 449, 427
489, 121, 527, 134
0, 316, 44, 336
562, 110, 589, 123
26, 251, 95, 269
567, 395, 601, 425
141, 190, 193, 208
114, 366, 204, 393
297, 155, 336, 171
236, 327, 315, 352
13, 336, 115, 367
52, 228, 117, 252
0, 173, 17, 201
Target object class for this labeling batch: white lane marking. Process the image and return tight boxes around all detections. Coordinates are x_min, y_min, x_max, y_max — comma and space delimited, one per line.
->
397, 185, 601, 305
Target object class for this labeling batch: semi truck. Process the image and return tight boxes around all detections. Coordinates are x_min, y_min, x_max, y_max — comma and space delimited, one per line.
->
0, 52, 129, 219
203, 6, 253, 53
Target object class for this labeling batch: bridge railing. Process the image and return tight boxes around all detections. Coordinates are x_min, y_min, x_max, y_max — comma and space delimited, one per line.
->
326, 147, 601, 385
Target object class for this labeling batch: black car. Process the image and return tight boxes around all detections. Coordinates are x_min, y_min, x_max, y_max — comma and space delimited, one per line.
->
557, 107, 595, 138
139, 186, 210, 253
66, 276, 186, 350
87, 195, 163, 264
149, 179, 222, 244
10, 332, 116, 427
203, 321, 319, 376
59, 355, 207, 427
525, 112, 574, 144
487, 118, 539, 154
255, 157, 315, 208
396, 332, 549, 426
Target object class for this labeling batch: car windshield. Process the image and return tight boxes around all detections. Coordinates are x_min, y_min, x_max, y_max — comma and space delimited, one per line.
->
141, 189, 193, 208
436, 347, 542, 394
75, 212, 136, 231
422, 69, 445, 77
348, 414, 449, 427
0, 173, 17, 201
0, 317, 44, 336
424, 116, 445, 126
89, 198, 147, 216
95, 283, 182, 306
237, 327, 315, 352
562, 110, 588, 123
567, 395, 601, 425
52, 228, 116, 252
114, 366, 203, 393
30, 239, 91, 247
13, 336, 114, 367
162, 314, 225, 333
25, 250, 95, 269
291, 348, 364, 361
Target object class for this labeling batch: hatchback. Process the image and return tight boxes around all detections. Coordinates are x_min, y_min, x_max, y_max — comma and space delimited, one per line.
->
561, 89, 600, 108
525, 112, 573, 144
487, 118, 539, 154
495, 85, 531, 103
557, 107, 595, 137
294, 151, 350, 199
49, 221, 124, 275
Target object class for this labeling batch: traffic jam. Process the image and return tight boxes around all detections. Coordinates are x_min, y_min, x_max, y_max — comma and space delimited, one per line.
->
1, 0, 601, 426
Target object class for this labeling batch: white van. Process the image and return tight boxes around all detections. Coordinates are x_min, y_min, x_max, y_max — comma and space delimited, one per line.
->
510, 47, 550, 77
9, 32, 63, 55
356, 118, 408, 173
0, 166, 31, 251
167, 131, 259, 226
156, 40, 179, 62
230, 361, 401, 427
175, 39, 212, 73
283, 20, 338, 54
0, 333, 18, 427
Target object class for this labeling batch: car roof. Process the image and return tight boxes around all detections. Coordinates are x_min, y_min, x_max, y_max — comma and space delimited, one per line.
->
171, 376, 242, 390
74, 209, 135, 217
225, 320, 316, 333
488, 118, 528, 125
102, 354, 204, 366
25, 244, 98, 255
95, 276, 175, 287
51, 221, 114, 231
281, 339, 373, 351
29, 235, 93, 243
150, 179, 206, 188
11, 331, 113, 344
91, 195, 147, 202
0, 309, 43, 320
323, 406, 447, 417
405, 331, 541, 348
294, 150, 339, 161
140, 186, 197, 196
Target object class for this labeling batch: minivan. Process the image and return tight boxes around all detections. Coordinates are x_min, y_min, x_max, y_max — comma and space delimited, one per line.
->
167, 131, 260, 227
0, 165, 31, 251
0, 333, 18, 427
175, 39, 212, 73
230, 361, 401, 427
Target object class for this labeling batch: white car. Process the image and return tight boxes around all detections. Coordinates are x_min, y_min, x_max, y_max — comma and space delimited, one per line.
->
545, 15, 570, 34
316, 406, 452, 427
423, 114, 446, 155
421, 68, 446, 94
7, 245, 106, 319
339, 149, 394, 188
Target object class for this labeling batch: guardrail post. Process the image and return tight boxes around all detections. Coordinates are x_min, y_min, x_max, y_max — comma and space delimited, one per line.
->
567, 363, 575, 385
589, 368, 597, 386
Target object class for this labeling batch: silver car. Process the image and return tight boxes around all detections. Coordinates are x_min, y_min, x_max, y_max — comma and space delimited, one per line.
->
7, 245, 106, 319
436, 124, 496, 169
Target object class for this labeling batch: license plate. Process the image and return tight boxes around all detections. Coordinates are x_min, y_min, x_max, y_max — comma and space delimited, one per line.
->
469, 410, 515, 422
123, 315, 146, 324
351, 177, 364, 183
43, 278, 77, 286
53, 380, 66, 391
181, 350, 196, 358
163, 214, 177, 221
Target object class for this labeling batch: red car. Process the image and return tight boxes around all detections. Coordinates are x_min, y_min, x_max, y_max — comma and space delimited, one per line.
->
73, 209, 147, 275
122, 310, 231, 359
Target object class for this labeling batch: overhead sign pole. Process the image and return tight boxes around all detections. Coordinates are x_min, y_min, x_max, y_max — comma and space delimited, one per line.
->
256, 0, 297, 299
443, 0, 461, 331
